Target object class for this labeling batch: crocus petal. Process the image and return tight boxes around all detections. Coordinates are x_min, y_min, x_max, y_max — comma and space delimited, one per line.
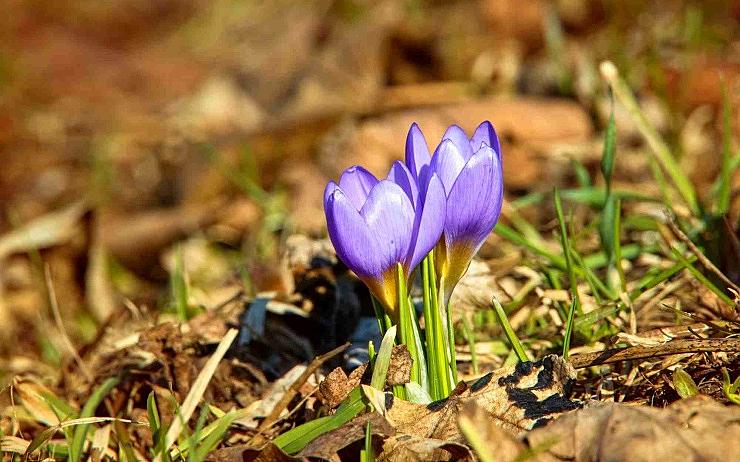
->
405, 123, 431, 180
437, 145, 503, 294
325, 188, 383, 280
444, 145, 503, 248
430, 139, 467, 194
440, 124, 474, 161
323, 181, 339, 207
338, 166, 379, 211
360, 180, 416, 273
405, 172, 446, 272
386, 160, 418, 206
470, 121, 501, 162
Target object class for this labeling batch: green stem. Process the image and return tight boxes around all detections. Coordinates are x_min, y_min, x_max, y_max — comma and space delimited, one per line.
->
421, 257, 440, 400
371, 297, 388, 335
396, 264, 421, 388
444, 291, 458, 386
429, 257, 452, 397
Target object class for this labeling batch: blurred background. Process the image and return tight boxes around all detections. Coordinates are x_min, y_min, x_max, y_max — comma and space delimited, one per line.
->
0, 0, 738, 376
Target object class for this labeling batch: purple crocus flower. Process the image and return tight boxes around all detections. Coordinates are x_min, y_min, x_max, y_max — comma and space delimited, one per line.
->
324, 163, 446, 318
405, 121, 503, 301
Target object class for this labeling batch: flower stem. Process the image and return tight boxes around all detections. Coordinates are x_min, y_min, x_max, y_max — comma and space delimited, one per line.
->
396, 264, 422, 388
371, 297, 389, 335
444, 292, 458, 386
421, 255, 448, 400
429, 259, 453, 396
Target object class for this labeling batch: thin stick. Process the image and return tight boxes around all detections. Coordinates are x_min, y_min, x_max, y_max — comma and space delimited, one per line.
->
665, 215, 740, 293
257, 342, 349, 432
569, 338, 740, 369
44, 264, 93, 382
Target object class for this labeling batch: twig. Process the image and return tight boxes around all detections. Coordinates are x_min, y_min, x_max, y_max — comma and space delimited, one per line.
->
44, 264, 93, 382
257, 342, 349, 432
665, 216, 740, 293
569, 338, 740, 369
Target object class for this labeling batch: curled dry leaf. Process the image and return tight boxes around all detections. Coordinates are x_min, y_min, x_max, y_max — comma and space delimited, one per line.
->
318, 364, 367, 410
525, 395, 740, 461
318, 345, 411, 409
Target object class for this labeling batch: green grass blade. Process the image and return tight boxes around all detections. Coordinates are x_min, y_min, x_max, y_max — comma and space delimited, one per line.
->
673, 367, 699, 399
459, 413, 496, 462
670, 248, 733, 305
717, 80, 734, 215
69, 376, 120, 462
599, 194, 618, 265
572, 159, 592, 187
562, 298, 577, 360
554, 189, 582, 313
360, 421, 375, 462
495, 223, 566, 269
274, 387, 366, 454
600, 101, 617, 189
171, 245, 189, 321
146, 391, 167, 458
461, 316, 479, 375
190, 410, 241, 461
600, 61, 701, 216
114, 420, 139, 462
371, 326, 397, 390
492, 298, 529, 362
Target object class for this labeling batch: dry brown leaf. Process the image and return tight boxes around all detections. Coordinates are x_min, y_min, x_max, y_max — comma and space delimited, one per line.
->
387, 355, 579, 442
526, 396, 740, 462
206, 443, 297, 462
378, 435, 474, 462
459, 402, 559, 462
298, 413, 395, 460
15, 380, 64, 426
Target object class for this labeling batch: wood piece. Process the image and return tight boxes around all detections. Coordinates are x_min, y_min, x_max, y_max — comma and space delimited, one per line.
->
569, 338, 740, 369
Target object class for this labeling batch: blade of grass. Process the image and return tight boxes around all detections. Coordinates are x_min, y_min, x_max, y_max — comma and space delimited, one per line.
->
458, 413, 496, 462
554, 189, 582, 314
461, 316, 479, 375
670, 248, 734, 305
69, 376, 120, 462
370, 326, 397, 390
114, 420, 140, 462
600, 61, 701, 216
492, 297, 529, 362
717, 79, 733, 215
171, 245, 189, 321
273, 387, 366, 454
361, 421, 375, 462
562, 298, 578, 360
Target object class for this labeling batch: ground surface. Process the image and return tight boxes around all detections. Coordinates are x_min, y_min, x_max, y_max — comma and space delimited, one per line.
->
0, 1, 739, 461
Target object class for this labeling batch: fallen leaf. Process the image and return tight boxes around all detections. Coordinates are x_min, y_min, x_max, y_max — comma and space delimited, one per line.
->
526, 395, 740, 461
298, 413, 395, 460
387, 355, 579, 442
378, 434, 474, 462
